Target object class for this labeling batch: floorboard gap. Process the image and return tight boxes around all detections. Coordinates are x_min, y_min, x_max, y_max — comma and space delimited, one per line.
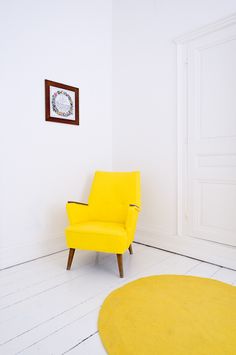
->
1, 249, 68, 271
63, 330, 99, 354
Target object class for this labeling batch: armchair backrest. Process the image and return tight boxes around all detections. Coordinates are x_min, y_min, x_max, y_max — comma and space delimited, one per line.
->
88, 171, 141, 223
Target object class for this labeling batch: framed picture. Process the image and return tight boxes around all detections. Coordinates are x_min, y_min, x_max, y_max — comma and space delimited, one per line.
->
45, 80, 79, 125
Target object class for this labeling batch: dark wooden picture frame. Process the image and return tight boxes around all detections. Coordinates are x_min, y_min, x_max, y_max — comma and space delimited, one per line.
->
45, 80, 79, 125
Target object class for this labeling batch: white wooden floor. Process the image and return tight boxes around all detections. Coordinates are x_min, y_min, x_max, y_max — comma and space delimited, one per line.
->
1, 243, 236, 355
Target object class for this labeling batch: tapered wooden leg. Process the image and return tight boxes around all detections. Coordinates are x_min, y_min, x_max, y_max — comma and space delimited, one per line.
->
128, 244, 133, 255
67, 248, 75, 270
116, 254, 124, 278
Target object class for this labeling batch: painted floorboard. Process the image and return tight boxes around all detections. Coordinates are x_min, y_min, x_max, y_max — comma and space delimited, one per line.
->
66, 333, 105, 355
211, 267, 236, 284
0, 247, 169, 353
185, 261, 221, 278
0, 243, 234, 355
18, 309, 99, 355
0, 251, 107, 299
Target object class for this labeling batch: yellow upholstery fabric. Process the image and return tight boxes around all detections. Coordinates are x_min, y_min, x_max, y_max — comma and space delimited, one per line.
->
89, 171, 141, 208
65, 171, 141, 254
98, 275, 236, 355
66, 222, 127, 253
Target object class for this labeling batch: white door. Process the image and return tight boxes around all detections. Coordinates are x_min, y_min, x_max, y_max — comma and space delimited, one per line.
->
181, 19, 236, 246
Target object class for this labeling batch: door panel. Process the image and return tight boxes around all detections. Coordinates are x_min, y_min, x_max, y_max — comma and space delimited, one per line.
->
201, 40, 236, 139
185, 25, 236, 246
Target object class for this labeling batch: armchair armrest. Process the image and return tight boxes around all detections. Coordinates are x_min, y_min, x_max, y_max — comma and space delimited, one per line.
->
126, 204, 140, 232
66, 201, 89, 225
129, 204, 141, 212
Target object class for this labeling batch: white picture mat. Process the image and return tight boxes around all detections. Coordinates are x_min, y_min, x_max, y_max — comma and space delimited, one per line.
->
49, 86, 75, 120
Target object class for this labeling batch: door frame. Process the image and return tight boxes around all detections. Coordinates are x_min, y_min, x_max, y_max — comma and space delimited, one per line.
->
175, 13, 236, 238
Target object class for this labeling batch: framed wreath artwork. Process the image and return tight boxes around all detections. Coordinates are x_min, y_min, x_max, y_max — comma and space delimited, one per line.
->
45, 80, 79, 125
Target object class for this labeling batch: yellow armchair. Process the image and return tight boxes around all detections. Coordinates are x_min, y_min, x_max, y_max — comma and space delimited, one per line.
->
65, 171, 141, 277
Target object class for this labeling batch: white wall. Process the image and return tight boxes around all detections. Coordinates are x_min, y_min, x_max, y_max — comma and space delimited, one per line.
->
0, 0, 112, 268
112, 0, 236, 240
2, 0, 236, 268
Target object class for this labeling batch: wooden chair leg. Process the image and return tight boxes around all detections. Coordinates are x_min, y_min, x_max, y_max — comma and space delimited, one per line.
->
67, 248, 75, 270
128, 244, 133, 255
116, 254, 124, 278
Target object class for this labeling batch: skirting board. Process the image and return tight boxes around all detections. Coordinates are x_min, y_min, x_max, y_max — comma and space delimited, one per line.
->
136, 228, 236, 270
0, 235, 66, 270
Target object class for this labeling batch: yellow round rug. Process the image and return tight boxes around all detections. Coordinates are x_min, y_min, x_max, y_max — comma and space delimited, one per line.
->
98, 275, 236, 355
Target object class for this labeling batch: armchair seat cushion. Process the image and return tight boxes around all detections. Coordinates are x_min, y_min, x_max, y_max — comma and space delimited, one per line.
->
65, 221, 128, 254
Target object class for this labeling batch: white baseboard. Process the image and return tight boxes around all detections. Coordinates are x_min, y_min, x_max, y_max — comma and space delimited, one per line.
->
137, 224, 175, 238
136, 228, 236, 270
0, 235, 67, 269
